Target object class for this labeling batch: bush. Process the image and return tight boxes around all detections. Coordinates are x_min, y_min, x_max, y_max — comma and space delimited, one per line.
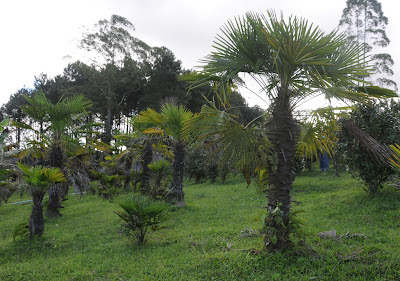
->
148, 159, 171, 198
91, 170, 122, 200
185, 147, 231, 184
115, 194, 170, 244
0, 169, 18, 205
338, 102, 400, 193
185, 148, 207, 183
0, 182, 17, 205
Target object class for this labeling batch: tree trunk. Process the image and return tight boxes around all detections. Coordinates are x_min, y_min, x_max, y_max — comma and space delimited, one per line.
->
46, 145, 64, 217
46, 185, 63, 217
140, 140, 153, 194
305, 157, 312, 171
29, 196, 45, 237
264, 90, 298, 251
103, 96, 113, 144
166, 141, 185, 206
333, 154, 340, 177
123, 154, 133, 191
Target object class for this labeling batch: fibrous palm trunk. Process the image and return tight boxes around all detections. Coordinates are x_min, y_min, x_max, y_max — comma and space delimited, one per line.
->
333, 154, 340, 177
46, 144, 64, 217
123, 152, 133, 191
46, 184, 64, 217
140, 140, 153, 194
166, 141, 185, 206
29, 194, 45, 237
264, 90, 298, 251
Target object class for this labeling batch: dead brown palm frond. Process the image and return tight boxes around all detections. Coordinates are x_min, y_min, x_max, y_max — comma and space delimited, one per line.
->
342, 119, 391, 164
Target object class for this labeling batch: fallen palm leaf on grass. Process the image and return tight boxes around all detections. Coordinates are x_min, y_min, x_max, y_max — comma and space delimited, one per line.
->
318, 230, 367, 240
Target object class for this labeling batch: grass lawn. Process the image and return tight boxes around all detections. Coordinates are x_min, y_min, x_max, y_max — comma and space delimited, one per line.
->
1, 169, 400, 280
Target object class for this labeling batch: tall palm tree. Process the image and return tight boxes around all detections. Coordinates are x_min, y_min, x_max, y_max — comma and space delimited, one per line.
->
186, 11, 396, 251
18, 163, 66, 237
44, 94, 92, 216
137, 104, 194, 206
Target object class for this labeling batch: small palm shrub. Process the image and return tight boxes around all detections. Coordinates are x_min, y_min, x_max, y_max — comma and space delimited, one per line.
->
13, 222, 29, 241
148, 159, 171, 198
115, 194, 170, 244
91, 170, 122, 200
18, 164, 66, 237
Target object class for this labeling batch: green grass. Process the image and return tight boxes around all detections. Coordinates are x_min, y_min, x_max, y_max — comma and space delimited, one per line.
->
1, 169, 400, 280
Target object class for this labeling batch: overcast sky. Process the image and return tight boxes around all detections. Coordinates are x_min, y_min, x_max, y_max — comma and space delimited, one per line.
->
1, 0, 399, 108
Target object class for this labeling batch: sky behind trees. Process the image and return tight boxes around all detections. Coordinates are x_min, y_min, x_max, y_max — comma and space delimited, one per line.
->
1, 0, 399, 107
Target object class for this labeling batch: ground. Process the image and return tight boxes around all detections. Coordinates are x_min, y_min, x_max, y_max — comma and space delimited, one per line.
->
1, 168, 400, 280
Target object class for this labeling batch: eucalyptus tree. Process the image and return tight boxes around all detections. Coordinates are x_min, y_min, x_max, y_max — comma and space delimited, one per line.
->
339, 0, 397, 90
79, 15, 150, 143
137, 104, 194, 205
186, 11, 396, 251
139, 46, 186, 110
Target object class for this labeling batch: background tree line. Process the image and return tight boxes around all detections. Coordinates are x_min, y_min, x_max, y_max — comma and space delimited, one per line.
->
1, 15, 262, 148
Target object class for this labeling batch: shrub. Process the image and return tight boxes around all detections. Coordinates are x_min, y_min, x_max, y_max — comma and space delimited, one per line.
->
338, 102, 400, 193
13, 223, 29, 241
91, 170, 122, 200
185, 147, 231, 184
115, 194, 170, 244
0, 169, 18, 205
185, 148, 207, 183
148, 159, 171, 198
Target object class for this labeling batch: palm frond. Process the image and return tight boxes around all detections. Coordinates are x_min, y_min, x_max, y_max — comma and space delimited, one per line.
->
18, 163, 66, 192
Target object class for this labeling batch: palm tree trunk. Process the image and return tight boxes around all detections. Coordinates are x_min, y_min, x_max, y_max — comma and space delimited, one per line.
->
140, 140, 152, 194
46, 185, 63, 217
29, 195, 45, 237
46, 145, 64, 217
333, 153, 340, 177
166, 141, 185, 206
264, 90, 298, 251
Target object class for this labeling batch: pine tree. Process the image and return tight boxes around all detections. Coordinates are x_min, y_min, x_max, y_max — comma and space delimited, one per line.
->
339, 0, 397, 91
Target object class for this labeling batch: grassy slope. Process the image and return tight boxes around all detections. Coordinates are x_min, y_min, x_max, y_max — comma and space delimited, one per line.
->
1, 169, 400, 280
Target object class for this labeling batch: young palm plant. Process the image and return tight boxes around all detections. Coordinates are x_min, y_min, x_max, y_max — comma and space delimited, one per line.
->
18, 163, 66, 237
115, 194, 169, 244
185, 11, 396, 251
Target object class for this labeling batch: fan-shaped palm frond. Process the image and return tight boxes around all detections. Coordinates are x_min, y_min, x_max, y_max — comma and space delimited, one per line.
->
21, 92, 50, 125
18, 163, 66, 192
47, 95, 92, 139
296, 107, 344, 160
183, 105, 270, 184
160, 104, 195, 142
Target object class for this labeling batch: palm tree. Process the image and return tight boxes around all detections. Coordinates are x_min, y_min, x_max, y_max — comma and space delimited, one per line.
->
137, 104, 194, 205
186, 11, 396, 251
44, 94, 92, 216
115, 119, 157, 194
14, 92, 92, 217
18, 163, 66, 237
